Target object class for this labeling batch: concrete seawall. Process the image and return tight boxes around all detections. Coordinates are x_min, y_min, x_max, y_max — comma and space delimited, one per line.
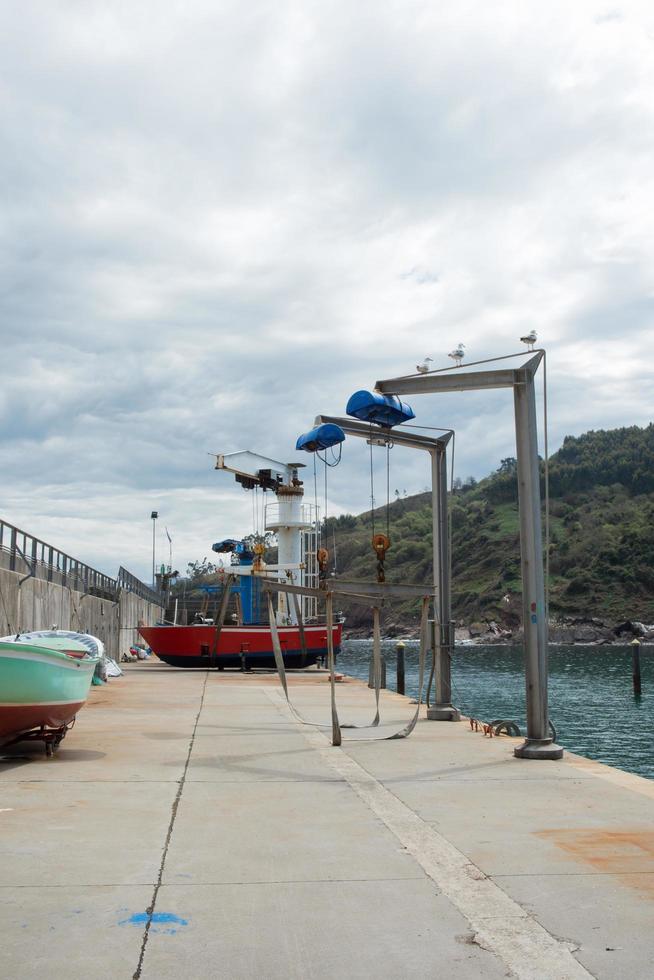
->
0, 562, 162, 661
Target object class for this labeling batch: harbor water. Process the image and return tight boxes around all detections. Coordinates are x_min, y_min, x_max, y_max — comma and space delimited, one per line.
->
338, 641, 654, 780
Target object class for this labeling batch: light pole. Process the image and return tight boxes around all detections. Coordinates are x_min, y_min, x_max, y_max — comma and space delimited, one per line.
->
165, 526, 172, 573
151, 511, 158, 588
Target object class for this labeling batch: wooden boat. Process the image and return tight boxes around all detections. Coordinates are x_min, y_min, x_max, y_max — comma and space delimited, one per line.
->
0, 634, 91, 659
0, 640, 99, 753
1, 630, 123, 678
0, 630, 106, 659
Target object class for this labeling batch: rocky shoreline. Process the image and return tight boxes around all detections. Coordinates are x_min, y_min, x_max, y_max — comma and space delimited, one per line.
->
344, 617, 654, 645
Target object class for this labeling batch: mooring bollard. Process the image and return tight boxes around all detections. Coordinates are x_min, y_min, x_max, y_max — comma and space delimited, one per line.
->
631, 637, 642, 696
396, 641, 405, 695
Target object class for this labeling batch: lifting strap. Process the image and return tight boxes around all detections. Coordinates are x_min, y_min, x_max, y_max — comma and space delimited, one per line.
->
266, 592, 322, 730
233, 592, 243, 627
370, 605, 382, 727
266, 589, 431, 745
388, 595, 429, 739
291, 591, 308, 666
211, 575, 235, 662
325, 592, 342, 745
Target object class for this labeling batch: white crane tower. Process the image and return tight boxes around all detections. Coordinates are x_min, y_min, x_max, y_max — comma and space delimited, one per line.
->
213, 451, 318, 624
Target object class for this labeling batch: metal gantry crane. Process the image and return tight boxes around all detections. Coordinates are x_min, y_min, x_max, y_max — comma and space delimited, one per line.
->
313, 414, 460, 721
374, 350, 563, 760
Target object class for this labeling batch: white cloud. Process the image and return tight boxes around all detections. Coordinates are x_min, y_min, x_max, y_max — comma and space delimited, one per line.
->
1, 0, 654, 581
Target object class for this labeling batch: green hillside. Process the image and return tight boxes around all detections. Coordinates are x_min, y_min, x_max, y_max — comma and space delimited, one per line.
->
325, 424, 654, 626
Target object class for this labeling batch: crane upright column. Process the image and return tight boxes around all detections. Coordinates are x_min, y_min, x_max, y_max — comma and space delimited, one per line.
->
427, 447, 460, 720
513, 373, 561, 758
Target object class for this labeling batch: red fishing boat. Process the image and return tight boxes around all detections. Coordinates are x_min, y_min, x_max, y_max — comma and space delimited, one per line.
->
139, 620, 342, 670
140, 449, 343, 670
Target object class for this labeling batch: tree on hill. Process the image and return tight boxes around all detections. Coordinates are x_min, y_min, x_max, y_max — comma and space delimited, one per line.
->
322, 424, 654, 625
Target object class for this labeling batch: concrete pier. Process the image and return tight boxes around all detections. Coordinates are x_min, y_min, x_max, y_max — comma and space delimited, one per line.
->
2, 662, 653, 979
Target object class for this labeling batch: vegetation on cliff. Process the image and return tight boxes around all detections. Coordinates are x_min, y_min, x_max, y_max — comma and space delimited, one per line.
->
325, 424, 654, 626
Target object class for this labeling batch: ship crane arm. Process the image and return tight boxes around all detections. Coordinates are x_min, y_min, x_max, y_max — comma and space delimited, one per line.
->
213, 451, 304, 489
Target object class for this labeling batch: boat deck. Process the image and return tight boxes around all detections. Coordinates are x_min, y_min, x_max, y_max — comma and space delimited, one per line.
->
2, 660, 653, 979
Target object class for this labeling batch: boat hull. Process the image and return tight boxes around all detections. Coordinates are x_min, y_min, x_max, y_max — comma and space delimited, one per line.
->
0, 701, 87, 739
0, 642, 98, 744
139, 622, 342, 669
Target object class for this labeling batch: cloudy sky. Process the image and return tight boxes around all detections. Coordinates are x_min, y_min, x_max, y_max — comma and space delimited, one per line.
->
1, 1, 653, 584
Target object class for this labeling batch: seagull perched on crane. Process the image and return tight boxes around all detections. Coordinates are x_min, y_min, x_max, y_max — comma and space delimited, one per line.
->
416, 356, 433, 374
448, 343, 466, 367
520, 329, 537, 351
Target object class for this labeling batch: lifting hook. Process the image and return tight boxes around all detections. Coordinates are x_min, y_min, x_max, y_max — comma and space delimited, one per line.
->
371, 533, 390, 584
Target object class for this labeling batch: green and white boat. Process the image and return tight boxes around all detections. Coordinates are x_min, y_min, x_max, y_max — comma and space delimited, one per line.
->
0, 639, 99, 751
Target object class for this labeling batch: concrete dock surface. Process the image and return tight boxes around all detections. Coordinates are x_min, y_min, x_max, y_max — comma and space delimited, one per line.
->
2, 661, 653, 980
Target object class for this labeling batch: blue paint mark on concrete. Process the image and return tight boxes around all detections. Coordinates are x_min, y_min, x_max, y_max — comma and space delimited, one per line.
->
118, 911, 189, 935
120, 913, 148, 926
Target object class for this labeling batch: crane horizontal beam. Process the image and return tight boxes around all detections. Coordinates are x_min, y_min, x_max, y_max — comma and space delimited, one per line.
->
214, 450, 305, 485
313, 415, 452, 452
375, 351, 544, 396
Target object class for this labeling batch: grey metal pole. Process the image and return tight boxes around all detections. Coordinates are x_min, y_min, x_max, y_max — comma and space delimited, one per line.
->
427, 448, 460, 721
396, 641, 405, 695
632, 638, 642, 696
513, 375, 562, 759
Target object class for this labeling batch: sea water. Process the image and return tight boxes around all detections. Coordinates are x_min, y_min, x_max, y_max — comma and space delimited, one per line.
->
337, 641, 654, 780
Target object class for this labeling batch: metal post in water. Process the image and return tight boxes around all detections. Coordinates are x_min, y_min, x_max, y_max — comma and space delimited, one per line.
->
632, 638, 642, 696
396, 640, 405, 695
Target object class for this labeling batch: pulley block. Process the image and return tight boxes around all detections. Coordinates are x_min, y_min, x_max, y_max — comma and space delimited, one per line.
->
317, 547, 329, 573
371, 533, 391, 559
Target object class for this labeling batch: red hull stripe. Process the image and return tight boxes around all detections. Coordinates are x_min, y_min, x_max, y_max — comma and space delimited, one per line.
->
0, 701, 84, 739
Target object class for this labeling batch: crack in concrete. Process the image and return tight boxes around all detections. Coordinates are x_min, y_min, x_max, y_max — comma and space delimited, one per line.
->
132, 670, 209, 980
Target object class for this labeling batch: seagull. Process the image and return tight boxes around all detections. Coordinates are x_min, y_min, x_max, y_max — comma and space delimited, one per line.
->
416, 356, 433, 374
448, 343, 466, 367
520, 329, 537, 351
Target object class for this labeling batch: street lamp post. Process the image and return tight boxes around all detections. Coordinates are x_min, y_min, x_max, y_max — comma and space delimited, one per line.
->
151, 511, 158, 589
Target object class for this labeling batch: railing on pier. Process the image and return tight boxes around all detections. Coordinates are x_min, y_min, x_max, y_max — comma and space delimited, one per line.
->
0, 517, 117, 600
117, 566, 165, 607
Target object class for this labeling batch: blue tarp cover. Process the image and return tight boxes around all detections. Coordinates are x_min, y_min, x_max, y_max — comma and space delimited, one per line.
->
296, 422, 346, 453
212, 539, 240, 553
345, 390, 415, 427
